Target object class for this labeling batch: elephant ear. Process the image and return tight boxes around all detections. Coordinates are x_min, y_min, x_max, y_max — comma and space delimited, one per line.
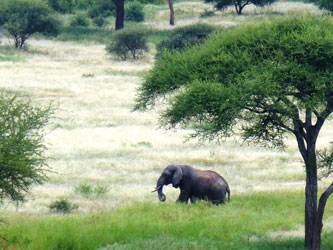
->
172, 166, 182, 188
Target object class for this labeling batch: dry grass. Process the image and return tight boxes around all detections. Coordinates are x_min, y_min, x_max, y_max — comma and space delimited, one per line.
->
0, 4, 331, 241
145, 1, 322, 30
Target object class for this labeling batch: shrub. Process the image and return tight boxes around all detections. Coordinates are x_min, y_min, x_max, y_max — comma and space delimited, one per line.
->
75, 184, 93, 195
48, 199, 79, 213
75, 183, 109, 196
70, 13, 90, 27
156, 23, 217, 57
0, 0, 60, 49
0, 92, 54, 204
87, 0, 115, 18
48, 0, 75, 13
125, 2, 145, 22
77, 0, 94, 9
106, 28, 148, 60
92, 16, 108, 27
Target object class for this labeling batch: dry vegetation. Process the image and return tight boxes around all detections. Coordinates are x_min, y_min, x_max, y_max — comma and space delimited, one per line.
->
0, 1, 332, 238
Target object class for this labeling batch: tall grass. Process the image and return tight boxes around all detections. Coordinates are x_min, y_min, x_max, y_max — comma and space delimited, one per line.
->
1, 191, 333, 249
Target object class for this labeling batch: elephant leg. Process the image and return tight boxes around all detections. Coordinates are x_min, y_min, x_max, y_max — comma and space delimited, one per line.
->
210, 190, 226, 205
190, 196, 196, 204
177, 190, 190, 203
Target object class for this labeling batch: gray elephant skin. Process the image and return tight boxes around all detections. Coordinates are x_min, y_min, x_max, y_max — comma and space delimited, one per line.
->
153, 165, 230, 205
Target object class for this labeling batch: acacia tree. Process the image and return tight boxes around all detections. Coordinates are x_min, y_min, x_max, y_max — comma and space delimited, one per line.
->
0, 0, 60, 49
135, 16, 333, 250
0, 93, 53, 204
205, 0, 276, 15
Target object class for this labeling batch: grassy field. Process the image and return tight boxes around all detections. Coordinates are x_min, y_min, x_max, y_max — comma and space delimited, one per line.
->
0, 1, 332, 249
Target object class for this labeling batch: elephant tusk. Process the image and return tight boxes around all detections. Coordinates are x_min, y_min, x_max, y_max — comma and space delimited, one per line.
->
151, 185, 162, 193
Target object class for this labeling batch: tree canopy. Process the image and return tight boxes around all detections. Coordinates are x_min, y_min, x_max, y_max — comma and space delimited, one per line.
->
136, 15, 333, 249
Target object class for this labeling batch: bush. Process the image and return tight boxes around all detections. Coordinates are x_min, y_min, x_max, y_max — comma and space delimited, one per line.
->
92, 16, 108, 27
0, 92, 53, 204
106, 28, 149, 60
87, 0, 115, 18
0, 0, 60, 49
48, 0, 75, 13
75, 183, 109, 196
48, 199, 79, 213
156, 23, 217, 57
77, 0, 94, 9
70, 13, 90, 27
125, 2, 145, 22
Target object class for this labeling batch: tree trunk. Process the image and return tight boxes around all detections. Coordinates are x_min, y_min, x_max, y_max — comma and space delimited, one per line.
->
304, 145, 318, 249
312, 182, 333, 250
168, 0, 174, 26
113, 0, 124, 30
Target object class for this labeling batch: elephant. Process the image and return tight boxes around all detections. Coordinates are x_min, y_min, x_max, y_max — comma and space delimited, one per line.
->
152, 165, 230, 205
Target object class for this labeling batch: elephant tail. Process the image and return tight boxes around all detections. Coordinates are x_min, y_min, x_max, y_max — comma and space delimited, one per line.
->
226, 186, 230, 202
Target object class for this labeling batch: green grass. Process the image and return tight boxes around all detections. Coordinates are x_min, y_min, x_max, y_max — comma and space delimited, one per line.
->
1, 191, 333, 249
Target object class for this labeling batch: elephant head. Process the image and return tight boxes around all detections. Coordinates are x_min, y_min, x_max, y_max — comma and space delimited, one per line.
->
152, 165, 183, 202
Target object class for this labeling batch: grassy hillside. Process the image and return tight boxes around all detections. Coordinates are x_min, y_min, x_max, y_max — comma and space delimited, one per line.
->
0, 1, 332, 249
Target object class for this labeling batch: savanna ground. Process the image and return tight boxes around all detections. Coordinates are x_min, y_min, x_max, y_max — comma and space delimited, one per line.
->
0, 1, 332, 249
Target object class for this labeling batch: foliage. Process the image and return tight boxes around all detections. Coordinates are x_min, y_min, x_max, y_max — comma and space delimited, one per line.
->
125, 1, 145, 22
2, 192, 333, 249
48, 198, 79, 213
317, 143, 333, 179
106, 28, 148, 60
70, 13, 90, 27
156, 23, 217, 57
0, 92, 53, 204
317, 0, 333, 11
205, 0, 277, 15
76, 0, 94, 9
136, 15, 333, 146
87, 0, 116, 18
92, 16, 108, 27
0, 0, 60, 49
48, 0, 75, 13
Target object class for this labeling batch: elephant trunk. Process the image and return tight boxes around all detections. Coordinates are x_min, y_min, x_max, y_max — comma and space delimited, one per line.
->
156, 177, 166, 202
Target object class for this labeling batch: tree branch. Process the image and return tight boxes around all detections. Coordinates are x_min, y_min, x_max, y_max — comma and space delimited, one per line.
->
312, 182, 333, 250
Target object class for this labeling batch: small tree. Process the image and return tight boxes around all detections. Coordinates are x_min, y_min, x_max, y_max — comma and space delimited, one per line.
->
0, 92, 53, 204
205, 0, 277, 15
0, 0, 60, 49
106, 28, 148, 60
135, 16, 333, 250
